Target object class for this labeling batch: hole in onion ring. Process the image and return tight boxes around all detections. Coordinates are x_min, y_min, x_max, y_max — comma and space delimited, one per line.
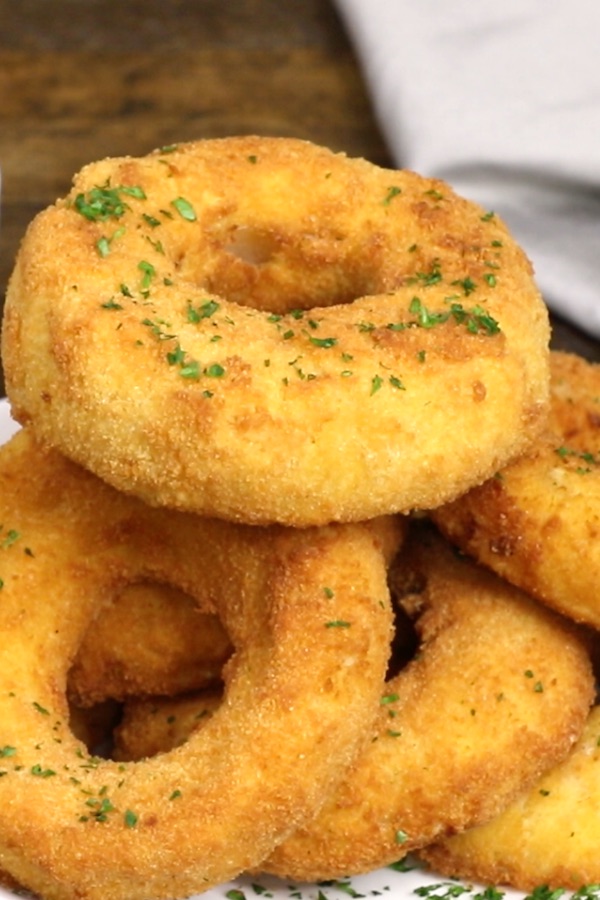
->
66, 579, 233, 759
67, 580, 233, 708
224, 225, 279, 265
386, 601, 419, 680
69, 699, 123, 758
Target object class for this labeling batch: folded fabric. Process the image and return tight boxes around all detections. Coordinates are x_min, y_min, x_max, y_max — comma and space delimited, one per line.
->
333, 0, 600, 337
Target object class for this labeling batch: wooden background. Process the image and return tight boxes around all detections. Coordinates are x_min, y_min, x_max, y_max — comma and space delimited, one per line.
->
1, 0, 597, 398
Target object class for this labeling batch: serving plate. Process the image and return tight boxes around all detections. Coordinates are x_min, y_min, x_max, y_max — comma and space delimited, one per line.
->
0, 398, 525, 900
0, 855, 515, 900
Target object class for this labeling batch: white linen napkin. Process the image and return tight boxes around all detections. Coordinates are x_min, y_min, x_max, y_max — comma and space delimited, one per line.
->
333, 0, 600, 337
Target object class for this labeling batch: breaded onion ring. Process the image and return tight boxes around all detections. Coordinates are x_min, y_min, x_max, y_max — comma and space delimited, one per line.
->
263, 522, 594, 879
434, 351, 600, 628
3, 136, 550, 526
0, 428, 399, 900
102, 521, 594, 881
420, 704, 600, 891
69, 582, 232, 706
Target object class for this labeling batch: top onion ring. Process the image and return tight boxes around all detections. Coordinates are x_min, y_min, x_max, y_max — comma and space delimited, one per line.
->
3, 136, 550, 525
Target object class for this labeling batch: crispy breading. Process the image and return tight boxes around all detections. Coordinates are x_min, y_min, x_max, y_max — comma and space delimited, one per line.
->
421, 704, 600, 891
114, 690, 222, 761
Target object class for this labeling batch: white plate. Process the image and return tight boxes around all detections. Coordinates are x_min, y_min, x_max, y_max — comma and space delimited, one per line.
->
0, 399, 21, 443
0, 858, 520, 900
0, 399, 524, 900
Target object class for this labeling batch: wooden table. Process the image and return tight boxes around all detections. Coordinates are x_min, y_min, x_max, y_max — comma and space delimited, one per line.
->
1, 0, 597, 398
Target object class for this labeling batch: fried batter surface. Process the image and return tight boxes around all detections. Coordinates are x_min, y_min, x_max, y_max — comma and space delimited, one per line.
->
421, 704, 600, 890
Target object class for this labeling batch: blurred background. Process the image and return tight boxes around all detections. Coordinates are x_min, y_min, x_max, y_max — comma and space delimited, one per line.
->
1, 0, 597, 398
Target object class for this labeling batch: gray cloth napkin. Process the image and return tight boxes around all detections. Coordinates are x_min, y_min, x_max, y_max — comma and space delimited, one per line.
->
333, 0, 600, 337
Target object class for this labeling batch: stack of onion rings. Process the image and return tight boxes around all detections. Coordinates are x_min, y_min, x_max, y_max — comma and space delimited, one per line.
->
0, 427, 399, 900
3, 136, 550, 526
6, 135, 594, 900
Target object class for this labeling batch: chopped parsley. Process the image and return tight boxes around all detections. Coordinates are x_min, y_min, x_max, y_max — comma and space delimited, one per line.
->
381, 693, 399, 705
404, 297, 500, 335
124, 809, 139, 828
1, 528, 20, 549
205, 363, 225, 378
370, 375, 384, 395
73, 184, 146, 222
31, 765, 56, 778
408, 260, 443, 287
171, 196, 197, 221
383, 185, 402, 205
138, 260, 156, 290
187, 299, 220, 322
309, 336, 337, 349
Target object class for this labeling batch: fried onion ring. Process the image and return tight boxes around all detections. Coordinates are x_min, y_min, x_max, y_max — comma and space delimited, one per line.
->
0, 428, 399, 900
262, 521, 594, 879
102, 521, 594, 881
3, 136, 550, 525
434, 351, 600, 628
69, 582, 232, 706
420, 704, 600, 891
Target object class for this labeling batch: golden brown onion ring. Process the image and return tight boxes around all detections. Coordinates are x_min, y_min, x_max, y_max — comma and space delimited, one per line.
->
0, 428, 398, 900
434, 351, 600, 628
69, 582, 232, 706
420, 704, 600, 891
265, 521, 593, 878
3, 136, 550, 525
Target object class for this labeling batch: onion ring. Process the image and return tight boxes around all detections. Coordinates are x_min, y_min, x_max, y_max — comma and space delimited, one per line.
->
420, 703, 600, 891
433, 351, 600, 628
245, 522, 594, 878
69, 582, 232, 706
0, 427, 399, 900
103, 521, 594, 881
3, 136, 550, 525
